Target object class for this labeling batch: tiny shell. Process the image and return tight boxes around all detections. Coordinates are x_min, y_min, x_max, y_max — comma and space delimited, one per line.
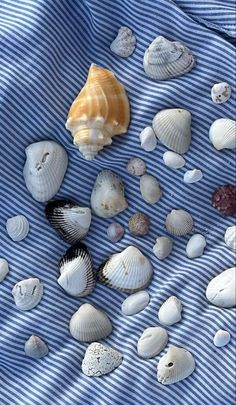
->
24, 335, 48, 359
140, 174, 162, 204
184, 169, 203, 184
213, 330, 231, 347
157, 346, 195, 385
82, 342, 122, 377
211, 82, 231, 104
212, 185, 236, 216
165, 209, 193, 236
206, 266, 236, 308
12, 278, 44, 311
110, 26, 136, 58
153, 237, 173, 260
126, 157, 146, 176
0, 258, 9, 282
137, 327, 168, 359
209, 119, 236, 150
121, 291, 150, 316
163, 151, 185, 169
6, 215, 29, 242
128, 212, 150, 236
139, 126, 157, 152
186, 234, 206, 259
107, 222, 124, 243
224, 225, 236, 251
158, 296, 182, 326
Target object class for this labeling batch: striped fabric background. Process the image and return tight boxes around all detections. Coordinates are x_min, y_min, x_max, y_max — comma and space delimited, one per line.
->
0, 1, 235, 404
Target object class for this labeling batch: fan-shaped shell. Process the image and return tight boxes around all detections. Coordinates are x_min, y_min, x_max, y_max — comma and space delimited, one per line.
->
12, 278, 44, 311
140, 174, 162, 204
224, 225, 236, 251
209, 118, 236, 150
110, 26, 136, 58
184, 169, 203, 184
139, 126, 157, 151
137, 327, 168, 359
213, 330, 231, 347
66, 64, 130, 160
82, 342, 123, 377
163, 151, 185, 169
211, 82, 231, 104
157, 346, 195, 385
153, 237, 173, 260
6, 215, 29, 242
24, 335, 48, 359
0, 258, 9, 282
186, 234, 206, 258
165, 209, 193, 236
121, 290, 150, 316
206, 266, 236, 308
158, 296, 182, 326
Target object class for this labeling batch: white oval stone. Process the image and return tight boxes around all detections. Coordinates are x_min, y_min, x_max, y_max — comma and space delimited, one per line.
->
186, 234, 206, 259
0, 258, 9, 282
163, 151, 185, 169
121, 290, 150, 316
206, 267, 236, 308
140, 174, 162, 204
153, 236, 173, 260
184, 169, 203, 184
213, 330, 231, 347
137, 326, 168, 358
224, 225, 236, 251
158, 296, 182, 326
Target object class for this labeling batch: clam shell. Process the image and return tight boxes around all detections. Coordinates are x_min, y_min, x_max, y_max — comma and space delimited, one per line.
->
139, 126, 157, 152
153, 236, 173, 260
163, 151, 185, 169
186, 234, 206, 259
97, 245, 153, 293
110, 26, 136, 58
107, 222, 124, 243
128, 212, 150, 236
224, 225, 236, 251
121, 290, 150, 316
12, 278, 43, 311
23, 140, 68, 202
153, 109, 191, 154
69, 303, 112, 342
24, 335, 48, 359
213, 330, 231, 347
211, 82, 231, 104
206, 266, 236, 308
126, 157, 146, 176
6, 215, 29, 242
157, 346, 195, 385
184, 169, 203, 184
45, 200, 91, 244
137, 327, 168, 359
209, 118, 236, 150
165, 209, 193, 236
0, 258, 9, 282
58, 242, 95, 297
140, 174, 162, 204
82, 342, 122, 377
158, 296, 182, 326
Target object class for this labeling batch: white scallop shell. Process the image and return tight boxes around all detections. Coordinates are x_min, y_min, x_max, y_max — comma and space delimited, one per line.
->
153, 109, 191, 154
186, 234, 206, 259
98, 246, 153, 293
213, 330, 231, 347
157, 346, 195, 385
209, 118, 236, 150
126, 157, 146, 176
121, 290, 150, 316
82, 342, 122, 377
140, 174, 162, 204
107, 223, 124, 243
158, 296, 182, 326
153, 237, 173, 260
110, 26, 136, 58
23, 140, 68, 202
24, 335, 48, 358
137, 327, 168, 359
184, 169, 203, 184
6, 215, 29, 242
69, 303, 112, 342
165, 209, 193, 236
139, 126, 157, 152
0, 258, 9, 282
211, 82, 231, 104
12, 278, 44, 311
206, 266, 236, 308
163, 151, 185, 169
224, 225, 236, 251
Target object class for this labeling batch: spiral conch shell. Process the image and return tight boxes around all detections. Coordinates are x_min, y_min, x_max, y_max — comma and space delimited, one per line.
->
66, 64, 130, 160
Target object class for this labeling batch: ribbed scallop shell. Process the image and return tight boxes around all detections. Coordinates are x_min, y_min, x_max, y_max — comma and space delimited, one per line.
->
110, 26, 136, 58
224, 225, 236, 251
209, 118, 236, 150
165, 209, 193, 236
12, 278, 44, 311
82, 342, 123, 377
157, 346, 195, 385
163, 151, 185, 169
24, 335, 48, 359
6, 215, 29, 242
153, 236, 173, 260
121, 290, 150, 316
153, 109, 191, 154
66, 64, 130, 160
137, 327, 168, 359
158, 296, 182, 325
206, 266, 236, 308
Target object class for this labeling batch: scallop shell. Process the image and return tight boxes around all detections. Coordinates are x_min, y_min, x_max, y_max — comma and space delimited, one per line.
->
23, 140, 68, 202
153, 109, 191, 154
82, 342, 122, 377
165, 209, 193, 236
140, 174, 162, 204
121, 290, 150, 316
24, 335, 48, 359
211, 82, 231, 104
158, 296, 182, 326
184, 169, 203, 184
186, 234, 206, 259
224, 225, 236, 251
0, 258, 9, 282
213, 330, 231, 347
90, 169, 128, 218
163, 151, 185, 169
126, 157, 146, 176
206, 266, 236, 308
107, 222, 124, 243
110, 26, 136, 58
143, 36, 196, 80
153, 237, 173, 260
12, 278, 44, 311
128, 213, 150, 236
69, 303, 112, 342
58, 242, 95, 297
6, 215, 29, 242
157, 346, 195, 385
66, 64, 130, 160
137, 327, 168, 359
97, 245, 153, 293
45, 200, 91, 244
209, 118, 236, 150
139, 126, 157, 152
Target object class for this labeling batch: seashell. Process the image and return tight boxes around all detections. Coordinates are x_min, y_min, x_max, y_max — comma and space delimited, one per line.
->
143, 36, 196, 80
12, 278, 43, 311
153, 109, 191, 154
158, 296, 182, 326
97, 245, 153, 293
157, 346, 195, 385
139, 126, 157, 152
213, 330, 231, 347
224, 225, 236, 251
184, 169, 203, 184
0, 258, 9, 282
69, 303, 112, 342
126, 157, 146, 176
110, 26, 136, 58
128, 212, 150, 236
212, 185, 236, 216
206, 266, 236, 308
165, 209, 193, 236
82, 342, 122, 377
137, 327, 168, 359
140, 174, 162, 204
24, 335, 48, 359
107, 222, 124, 243
65, 64, 130, 160
211, 82, 231, 104
90, 169, 128, 218
58, 242, 95, 297
23, 140, 68, 202
186, 234, 206, 259
6, 215, 29, 242
121, 290, 150, 316
45, 200, 91, 244
153, 236, 173, 260
163, 151, 185, 169
209, 118, 236, 150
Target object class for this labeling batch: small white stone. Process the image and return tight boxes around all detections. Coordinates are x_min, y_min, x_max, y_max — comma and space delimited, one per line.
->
184, 169, 203, 184
137, 326, 168, 358
153, 237, 173, 260
158, 296, 182, 326
211, 82, 231, 104
140, 174, 162, 204
0, 258, 9, 282
186, 234, 206, 259
213, 330, 231, 347
224, 225, 236, 251
163, 151, 185, 169
121, 290, 150, 316
139, 127, 157, 152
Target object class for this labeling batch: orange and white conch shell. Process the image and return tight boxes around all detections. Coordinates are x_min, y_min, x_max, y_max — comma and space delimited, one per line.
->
65, 64, 130, 160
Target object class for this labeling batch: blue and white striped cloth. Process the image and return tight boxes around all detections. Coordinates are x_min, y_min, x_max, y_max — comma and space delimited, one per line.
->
0, 1, 235, 404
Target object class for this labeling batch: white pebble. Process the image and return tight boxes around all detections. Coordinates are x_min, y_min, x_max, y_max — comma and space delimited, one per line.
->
184, 169, 203, 184
0, 258, 9, 282
213, 330, 231, 347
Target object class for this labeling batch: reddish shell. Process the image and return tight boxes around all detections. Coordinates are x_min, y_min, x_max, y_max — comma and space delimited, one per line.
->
212, 185, 236, 216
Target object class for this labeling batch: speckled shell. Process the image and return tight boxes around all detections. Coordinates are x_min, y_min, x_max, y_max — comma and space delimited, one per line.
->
158, 296, 182, 326
139, 126, 157, 152
137, 327, 168, 359
163, 151, 185, 169
121, 290, 150, 316
213, 330, 231, 347
186, 234, 206, 259
128, 212, 150, 236
206, 266, 236, 308
126, 157, 146, 176
24, 335, 48, 359
6, 215, 29, 242
211, 82, 231, 104
157, 346, 195, 385
153, 237, 173, 260
224, 225, 236, 251
0, 258, 9, 282
110, 26, 136, 58
140, 174, 162, 204
184, 169, 203, 184
165, 209, 193, 236
209, 118, 236, 150
12, 278, 44, 311
82, 342, 122, 377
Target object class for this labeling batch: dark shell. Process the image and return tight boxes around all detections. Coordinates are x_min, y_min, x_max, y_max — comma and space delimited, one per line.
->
212, 185, 236, 216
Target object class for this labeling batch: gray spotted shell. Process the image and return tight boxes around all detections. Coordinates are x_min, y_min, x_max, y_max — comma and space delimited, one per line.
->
12, 278, 44, 311
82, 342, 122, 377
157, 346, 195, 385
126, 157, 146, 176
24, 335, 48, 359
110, 26, 136, 58
128, 212, 150, 236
